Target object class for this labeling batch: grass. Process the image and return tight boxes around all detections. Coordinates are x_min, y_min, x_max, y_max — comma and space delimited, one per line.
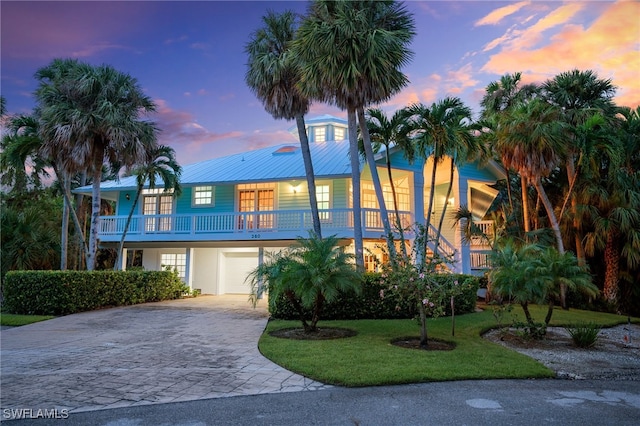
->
259, 304, 637, 387
0, 313, 55, 327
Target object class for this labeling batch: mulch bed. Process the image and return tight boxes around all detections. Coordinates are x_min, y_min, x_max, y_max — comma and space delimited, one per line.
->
391, 337, 456, 351
269, 327, 358, 340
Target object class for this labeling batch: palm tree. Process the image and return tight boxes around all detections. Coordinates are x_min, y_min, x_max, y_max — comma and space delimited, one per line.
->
114, 145, 182, 270
497, 98, 567, 255
35, 58, 158, 270
248, 233, 362, 332
403, 97, 476, 260
580, 108, 640, 306
480, 72, 538, 234
361, 108, 412, 258
0, 113, 86, 269
542, 69, 617, 263
294, 0, 415, 269
245, 11, 322, 238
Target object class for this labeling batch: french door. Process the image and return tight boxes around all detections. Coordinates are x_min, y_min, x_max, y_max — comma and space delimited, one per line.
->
143, 192, 174, 232
238, 184, 274, 230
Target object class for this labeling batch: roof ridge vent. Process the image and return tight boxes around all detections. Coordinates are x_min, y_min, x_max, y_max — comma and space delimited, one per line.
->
272, 145, 300, 155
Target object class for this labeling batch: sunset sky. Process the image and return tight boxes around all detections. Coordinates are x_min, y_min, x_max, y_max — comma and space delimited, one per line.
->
2, 0, 638, 166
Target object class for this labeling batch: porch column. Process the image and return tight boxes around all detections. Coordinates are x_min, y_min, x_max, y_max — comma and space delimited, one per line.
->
257, 247, 264, 299
185, 247, 194, 289
456, 177, 470, 274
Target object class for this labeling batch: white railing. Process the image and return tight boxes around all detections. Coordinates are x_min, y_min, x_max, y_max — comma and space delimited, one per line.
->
470, 250, 492, 270
99, 208, 414, 237
470, 220, 495, 247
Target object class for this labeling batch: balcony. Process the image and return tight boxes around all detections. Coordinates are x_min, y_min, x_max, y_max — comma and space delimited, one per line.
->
98, 208, 414, 243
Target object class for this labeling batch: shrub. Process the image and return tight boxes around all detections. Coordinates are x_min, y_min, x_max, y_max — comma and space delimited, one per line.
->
566, 322, 601, 348
269, 272, 479, 320
2, 270, 186, 315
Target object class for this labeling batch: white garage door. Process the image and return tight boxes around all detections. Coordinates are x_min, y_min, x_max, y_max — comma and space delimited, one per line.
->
222, 252, 258, 294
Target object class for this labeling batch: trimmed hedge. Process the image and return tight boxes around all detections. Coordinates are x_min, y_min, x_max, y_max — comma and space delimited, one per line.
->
2, 270, 187, 315
269, 272, 479, 320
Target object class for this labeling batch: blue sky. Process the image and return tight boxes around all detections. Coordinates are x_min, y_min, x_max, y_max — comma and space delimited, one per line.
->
2, 1, 638, 166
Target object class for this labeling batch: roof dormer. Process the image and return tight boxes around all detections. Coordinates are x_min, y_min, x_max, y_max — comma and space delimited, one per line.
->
288, 115, 348, 143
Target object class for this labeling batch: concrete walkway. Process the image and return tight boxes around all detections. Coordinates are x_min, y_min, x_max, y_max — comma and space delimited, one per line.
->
0, 296, 330, 414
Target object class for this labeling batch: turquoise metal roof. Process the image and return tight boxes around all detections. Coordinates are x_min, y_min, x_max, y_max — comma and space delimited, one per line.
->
86, 139, 360, 192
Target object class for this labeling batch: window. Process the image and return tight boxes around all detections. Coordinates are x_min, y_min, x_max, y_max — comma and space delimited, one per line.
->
314, 126, 326, 142
316, 184, 331, 221
161, 253, 186, 279
193, 186, 214, 207
334, 127, 345, 141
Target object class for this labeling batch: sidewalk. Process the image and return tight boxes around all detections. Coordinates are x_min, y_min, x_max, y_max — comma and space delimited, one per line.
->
0, 296, 330, 414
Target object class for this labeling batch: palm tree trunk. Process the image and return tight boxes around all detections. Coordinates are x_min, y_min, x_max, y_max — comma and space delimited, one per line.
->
53, 165, 88, 260
115, 185, 142, 270
348, 108, 364, 270
87, 153, 103, 271
603, 230, 620, 306
436, 162, 455, 257
60, 175, 70, 270
357, 108, 397, 266
295, 114, 322, 239
532, 177, 567, 308
521, 174, 530, 235
424, 156, 438, 262
385, 148, 408, 260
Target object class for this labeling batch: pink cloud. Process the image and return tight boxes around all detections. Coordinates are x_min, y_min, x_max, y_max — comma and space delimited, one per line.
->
475, 1, 530, 26
481, 0, 640, 108
153, 99, 300, 165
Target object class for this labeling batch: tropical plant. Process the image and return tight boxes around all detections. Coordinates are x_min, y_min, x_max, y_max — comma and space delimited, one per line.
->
566, 322, 601, 348
35, 58, 158, 270
579, 110, 640, 306
294, 0, 416, 269
489, 238, 597, 336
1, 191, 62, 277
360, 108, 413, 259
480, 72, 538, 235
114, 145, 182, 270
402, 97, 478, 259
245, 10, 322, 238
0, 113, 87, 269
542, 69, 617, 263
248, 233, 362, 333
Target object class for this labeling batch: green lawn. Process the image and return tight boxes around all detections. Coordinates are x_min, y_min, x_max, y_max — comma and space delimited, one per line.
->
0, 313, 55, 327
259, 305, 636, 387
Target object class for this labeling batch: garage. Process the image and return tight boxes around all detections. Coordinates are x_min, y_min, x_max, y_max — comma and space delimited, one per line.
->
221, 252, 259, 294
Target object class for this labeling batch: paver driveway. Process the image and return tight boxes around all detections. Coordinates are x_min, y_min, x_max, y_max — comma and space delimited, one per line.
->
0, 296, 330, 414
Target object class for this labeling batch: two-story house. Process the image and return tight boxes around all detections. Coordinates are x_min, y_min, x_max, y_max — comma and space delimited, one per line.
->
79, 115, 503, 294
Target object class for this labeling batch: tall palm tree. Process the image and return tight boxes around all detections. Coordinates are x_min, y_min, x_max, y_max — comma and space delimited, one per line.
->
114, 145, 182, 270
294, 0, 415, 269
580, 108, 640, 306
35, 58, 158, 270
542, 69, 617, 263
361, 108, 412, 258
498, 98, 567, 256
403, 97, 475, 260
480, 72, 538, 234
245, 10, 322, 238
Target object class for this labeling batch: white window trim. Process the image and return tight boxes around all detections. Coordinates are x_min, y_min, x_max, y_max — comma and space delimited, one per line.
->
192, 185, 215, 208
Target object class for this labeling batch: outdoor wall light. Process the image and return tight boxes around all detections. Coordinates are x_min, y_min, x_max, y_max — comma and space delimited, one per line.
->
447, 197, 454, 206
125, 193, 131, 201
